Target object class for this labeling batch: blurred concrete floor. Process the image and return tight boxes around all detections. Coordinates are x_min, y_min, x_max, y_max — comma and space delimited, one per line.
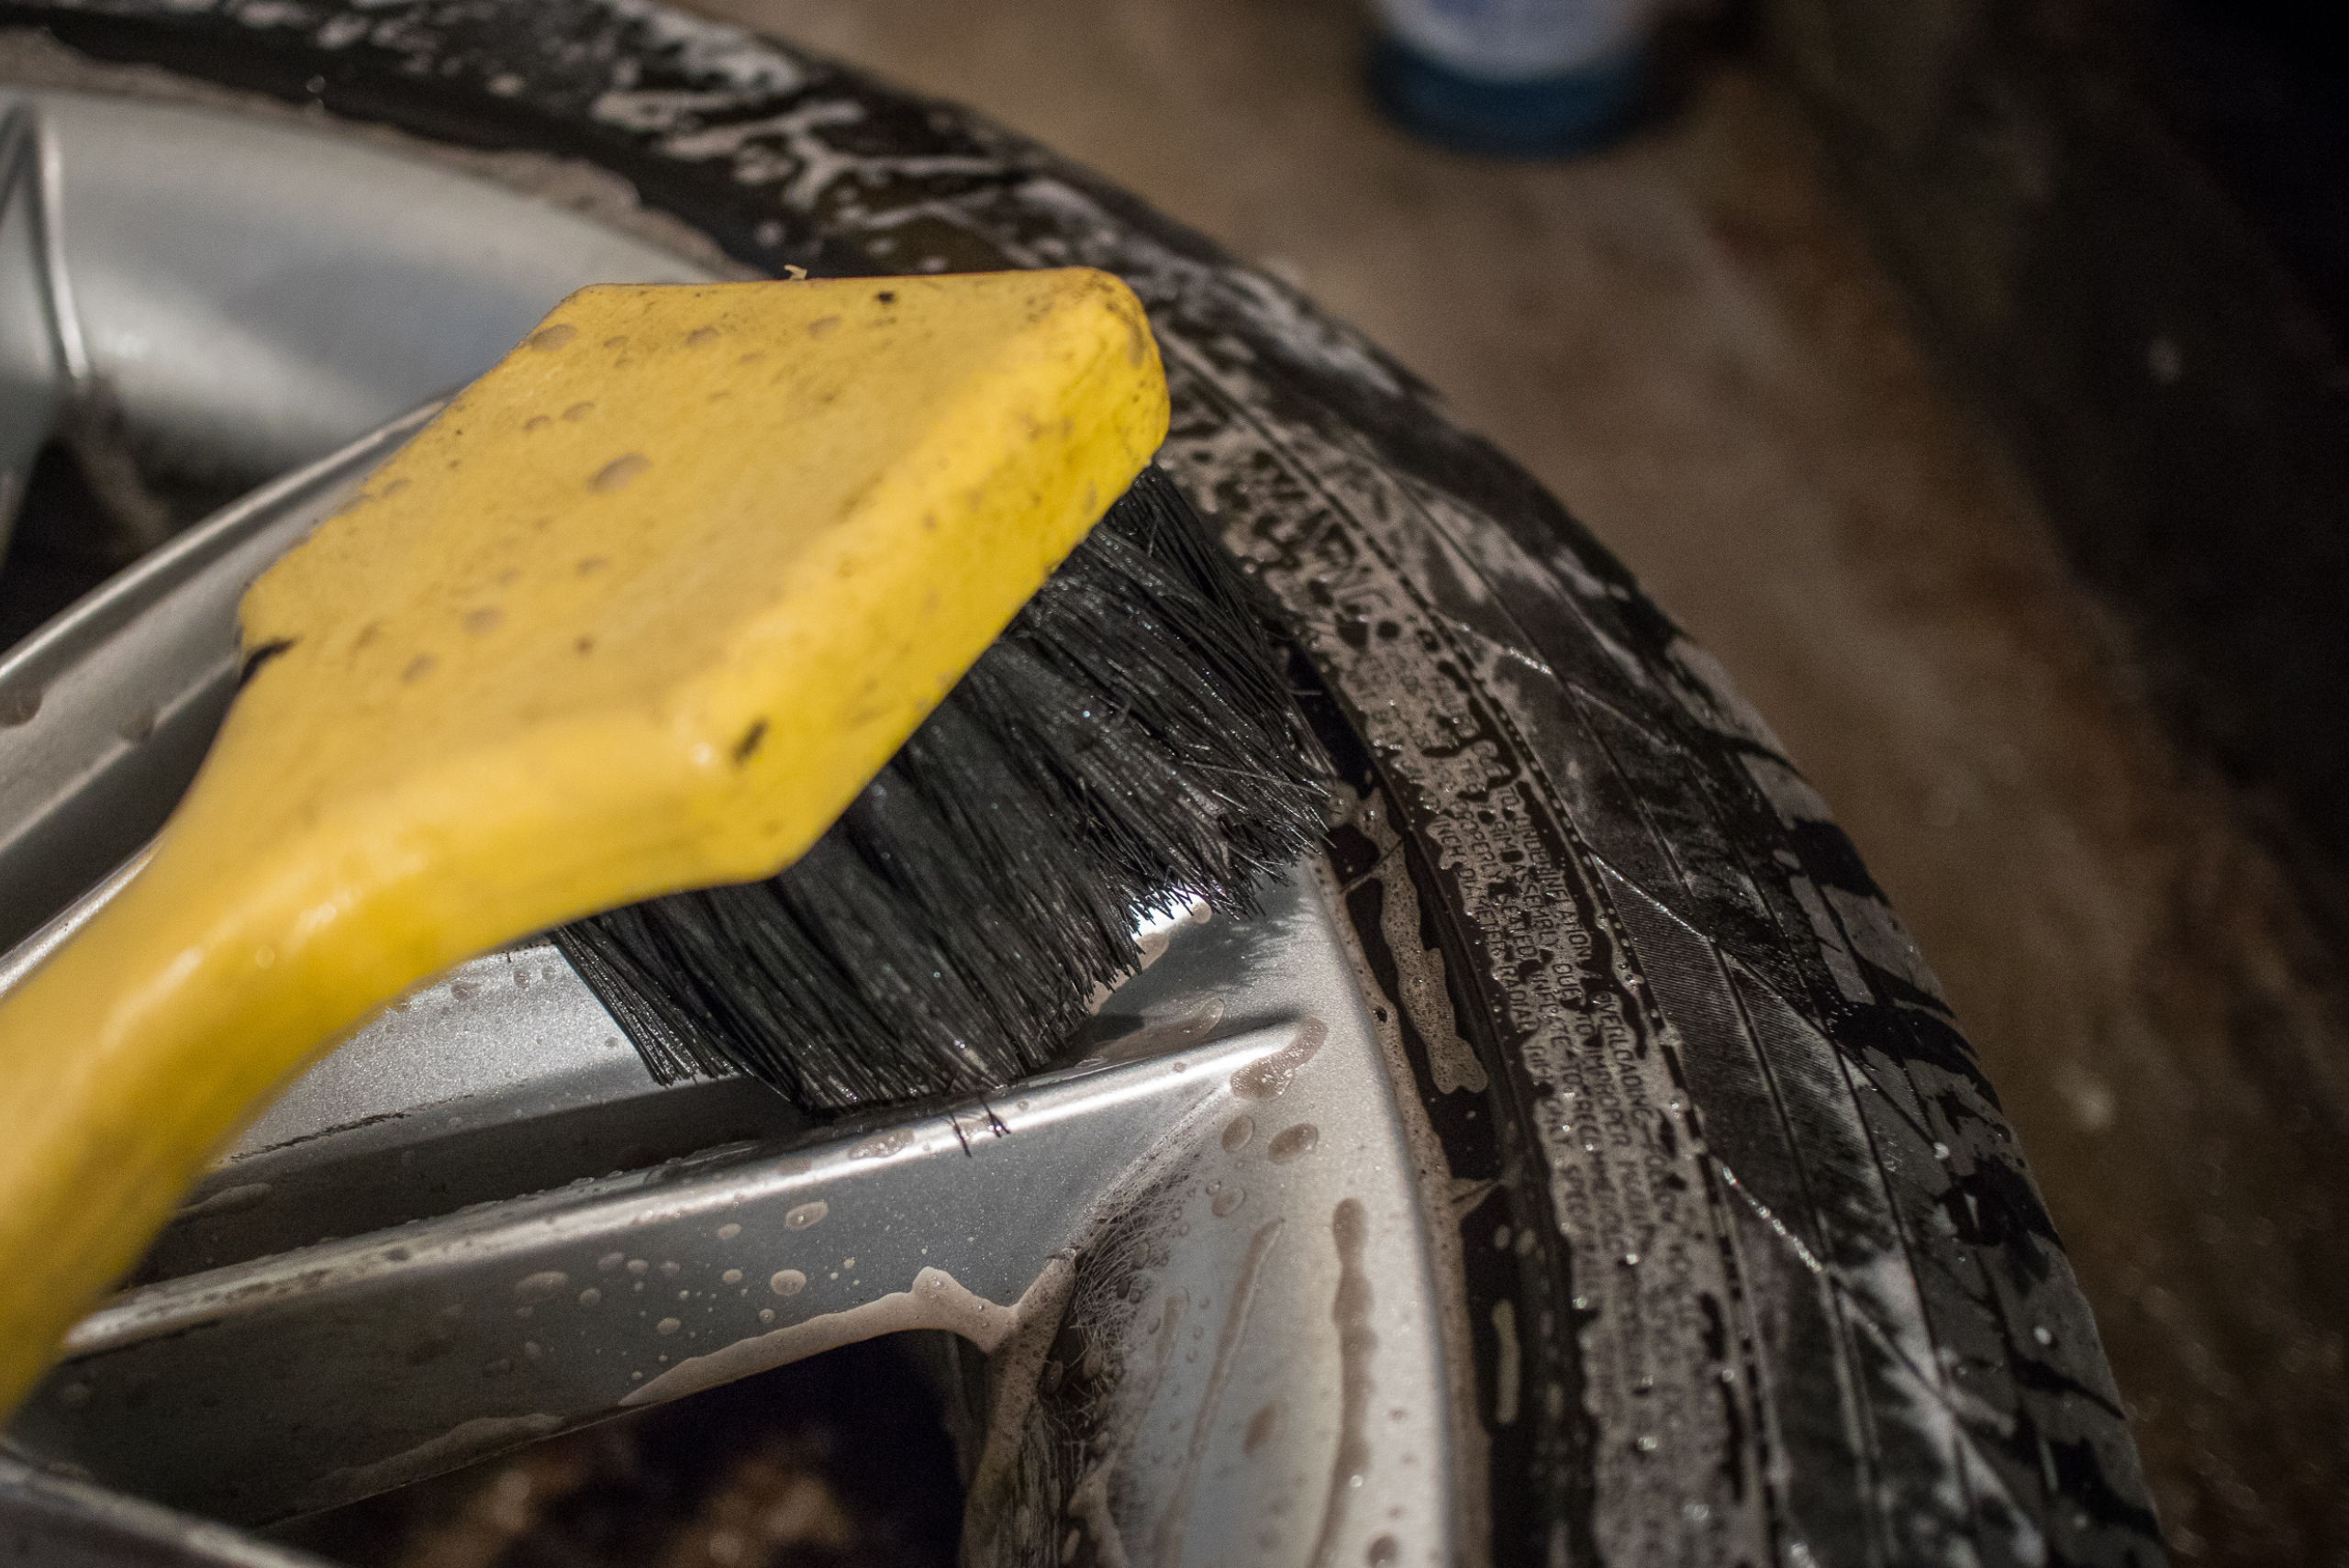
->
682, 1, 2348, 1559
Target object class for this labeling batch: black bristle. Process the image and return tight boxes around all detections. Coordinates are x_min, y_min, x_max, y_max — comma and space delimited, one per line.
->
548, 463, 1327, 1113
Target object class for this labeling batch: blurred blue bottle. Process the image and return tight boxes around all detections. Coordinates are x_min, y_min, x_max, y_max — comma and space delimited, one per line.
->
1370, 0, 1658, 156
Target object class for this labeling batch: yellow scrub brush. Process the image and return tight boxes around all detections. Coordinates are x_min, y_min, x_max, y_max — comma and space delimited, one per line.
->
0, 267, 1238, 1415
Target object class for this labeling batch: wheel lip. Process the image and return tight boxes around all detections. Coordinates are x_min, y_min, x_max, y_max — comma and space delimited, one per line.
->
0, 84, 716, 484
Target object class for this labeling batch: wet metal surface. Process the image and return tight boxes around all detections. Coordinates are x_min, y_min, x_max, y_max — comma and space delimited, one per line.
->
8, 871, 1456, 1564
0, 88, 705, 499
0, 1457, 335, 1568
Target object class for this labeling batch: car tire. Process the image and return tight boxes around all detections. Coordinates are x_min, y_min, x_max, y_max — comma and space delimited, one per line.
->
0, 3, 2165, 1562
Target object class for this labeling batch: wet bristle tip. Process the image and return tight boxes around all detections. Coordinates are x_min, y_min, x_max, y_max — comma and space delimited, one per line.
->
550, 464, 1327, 1113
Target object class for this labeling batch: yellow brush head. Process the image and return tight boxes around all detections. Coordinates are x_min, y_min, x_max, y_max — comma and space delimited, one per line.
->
240, 269, 1165, 945
0, 268, 1168, 1411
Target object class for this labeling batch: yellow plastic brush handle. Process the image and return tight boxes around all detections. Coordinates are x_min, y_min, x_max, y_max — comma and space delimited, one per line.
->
0, 270, 1169, 1413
